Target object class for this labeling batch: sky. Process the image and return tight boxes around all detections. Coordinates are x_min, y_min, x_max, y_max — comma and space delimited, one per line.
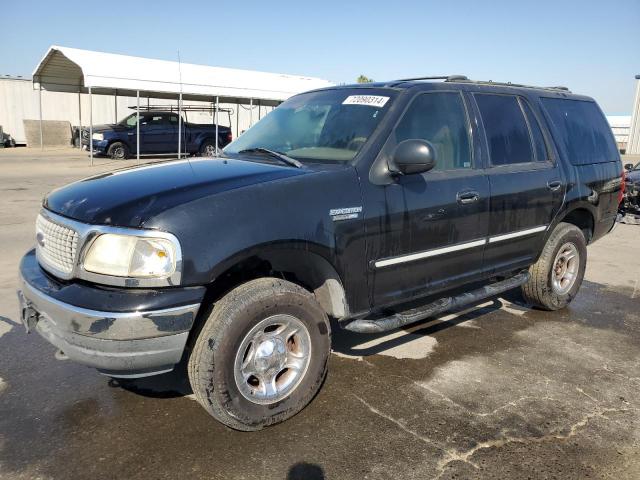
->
2, 0, 638, 114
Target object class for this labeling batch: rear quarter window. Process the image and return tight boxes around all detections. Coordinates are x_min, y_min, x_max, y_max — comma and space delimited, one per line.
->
540, 98, 618, 165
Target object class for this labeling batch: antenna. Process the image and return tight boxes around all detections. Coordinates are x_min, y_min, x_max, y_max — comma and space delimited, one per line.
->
177, 49, 184, 160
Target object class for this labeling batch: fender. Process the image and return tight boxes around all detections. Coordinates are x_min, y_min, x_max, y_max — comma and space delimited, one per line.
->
207, 241, 349, 319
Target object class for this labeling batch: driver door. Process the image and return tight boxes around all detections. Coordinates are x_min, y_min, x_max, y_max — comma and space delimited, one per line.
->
140, 114, 177, 153
364, 91, 490, 307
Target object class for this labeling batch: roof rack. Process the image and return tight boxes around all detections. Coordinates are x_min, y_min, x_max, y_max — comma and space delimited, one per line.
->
393, 75, 469, 82
127, 104, 233, 113
462, 80, 571, 92
127, 104, 234, 127
390, 75, 571, 93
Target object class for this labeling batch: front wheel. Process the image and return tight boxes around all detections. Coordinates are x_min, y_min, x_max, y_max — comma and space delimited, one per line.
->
188, 278, 331, 431
107, 141, 130, 160
521, 222, 587, 310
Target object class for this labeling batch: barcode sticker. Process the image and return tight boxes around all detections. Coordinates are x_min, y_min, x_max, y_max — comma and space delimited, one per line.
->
342, 95, 390, 108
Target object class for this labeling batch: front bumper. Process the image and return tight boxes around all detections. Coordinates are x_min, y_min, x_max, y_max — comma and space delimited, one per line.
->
18, 250, 205, 378
81, 138, 109, 154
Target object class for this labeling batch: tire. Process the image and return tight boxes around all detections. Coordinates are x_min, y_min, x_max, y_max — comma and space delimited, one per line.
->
198, 139, 219, 157
107, 141, 130, 160
521, 222, 587, 310
188, 278, 331, 431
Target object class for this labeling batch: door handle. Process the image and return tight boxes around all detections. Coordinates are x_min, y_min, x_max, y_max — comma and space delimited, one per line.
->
128, 132, 134, 136
457, 191, 480, 204
547, 180, 562, 191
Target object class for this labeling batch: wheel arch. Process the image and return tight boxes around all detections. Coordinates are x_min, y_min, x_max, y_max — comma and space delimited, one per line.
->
555, 206, 595, 244
106, 138, 133, 154
198, 136, 216, 148
203, 243, 349, 320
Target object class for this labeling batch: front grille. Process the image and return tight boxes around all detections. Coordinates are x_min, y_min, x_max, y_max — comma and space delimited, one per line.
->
36, 214, 79, 276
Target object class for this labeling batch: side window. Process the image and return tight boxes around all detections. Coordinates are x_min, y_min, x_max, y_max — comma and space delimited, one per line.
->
395, 92, 472, 170
475, 94, 534, 166
149, 115, 166, 125
520, 100, 549, 162
168, 114, 179, 124
540, 98, 618, 165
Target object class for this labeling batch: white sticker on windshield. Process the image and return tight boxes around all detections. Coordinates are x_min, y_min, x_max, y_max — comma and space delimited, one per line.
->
342, 95, 390, 108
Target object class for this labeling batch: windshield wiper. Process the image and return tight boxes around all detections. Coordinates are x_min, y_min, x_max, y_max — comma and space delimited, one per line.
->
238, 148, 303, 168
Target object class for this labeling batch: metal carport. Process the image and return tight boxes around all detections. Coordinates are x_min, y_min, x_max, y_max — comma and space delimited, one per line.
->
32, 45, 333, 163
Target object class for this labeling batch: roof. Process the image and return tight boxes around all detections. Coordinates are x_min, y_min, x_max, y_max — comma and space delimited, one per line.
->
32, 46, 334, 103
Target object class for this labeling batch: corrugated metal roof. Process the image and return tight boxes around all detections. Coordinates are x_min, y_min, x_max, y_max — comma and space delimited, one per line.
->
33, 46, 334, 102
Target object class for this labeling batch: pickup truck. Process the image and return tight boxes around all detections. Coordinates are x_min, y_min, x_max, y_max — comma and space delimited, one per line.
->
19, 76, 623, 431
81, 111, 232, 159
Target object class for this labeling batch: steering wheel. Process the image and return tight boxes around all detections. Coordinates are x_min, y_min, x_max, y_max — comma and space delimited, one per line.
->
346, 137, 367, 151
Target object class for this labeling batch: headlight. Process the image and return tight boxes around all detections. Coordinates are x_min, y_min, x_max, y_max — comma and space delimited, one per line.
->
83, 234, 178, 278
92, 133, 104, 141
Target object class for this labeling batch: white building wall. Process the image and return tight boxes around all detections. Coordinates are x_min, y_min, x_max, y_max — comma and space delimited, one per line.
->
606, 115, 631, 151
627, 75, 640, 155
0, 77, 275, 145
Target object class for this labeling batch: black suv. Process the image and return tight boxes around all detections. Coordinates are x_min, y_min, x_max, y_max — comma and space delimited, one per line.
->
18, 76, 623, 430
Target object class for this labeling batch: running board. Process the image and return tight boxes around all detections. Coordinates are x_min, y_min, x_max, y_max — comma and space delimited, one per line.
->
342, 271, 530, 334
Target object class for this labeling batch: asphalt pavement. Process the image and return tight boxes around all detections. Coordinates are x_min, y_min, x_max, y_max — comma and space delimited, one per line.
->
1, 148, 639, 479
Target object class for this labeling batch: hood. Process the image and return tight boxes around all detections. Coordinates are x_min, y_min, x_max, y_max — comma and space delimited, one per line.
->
84, 124, 120, 133
44, 158, 306, 227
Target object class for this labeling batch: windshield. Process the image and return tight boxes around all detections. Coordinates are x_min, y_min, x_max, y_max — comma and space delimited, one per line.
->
224, 88, 396, 163
118, 113, 144, 127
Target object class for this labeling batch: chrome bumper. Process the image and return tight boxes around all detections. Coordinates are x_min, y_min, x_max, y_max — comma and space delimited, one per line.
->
18, 276, 200, 378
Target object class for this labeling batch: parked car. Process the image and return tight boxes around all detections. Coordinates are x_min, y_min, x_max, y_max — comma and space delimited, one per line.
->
0, 128, 16, 148
81, 111, 232, 159
19, 76, 623, 431
621, 162, 640, 215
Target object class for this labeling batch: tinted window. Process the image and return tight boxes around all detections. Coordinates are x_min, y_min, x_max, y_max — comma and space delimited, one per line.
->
395, 92, 472, 170
476, 94, 534, 165
520, 100, 548, 162
541, 98, 618, 165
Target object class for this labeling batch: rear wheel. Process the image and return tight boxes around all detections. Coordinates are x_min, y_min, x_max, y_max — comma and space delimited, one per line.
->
188, 278, 331, 431
107, 141, 130, 160
521, 222, 587, 310
198, 140, 220, 157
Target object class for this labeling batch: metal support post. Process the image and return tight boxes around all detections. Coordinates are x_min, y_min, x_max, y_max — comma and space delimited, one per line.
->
236, 101, 240, 138
38, 84, 43, 150
89, 86, 93, 166
78, 91, 82, 149
136, 90, 140, 164
178, 92, 182, 159
215, 96, 219, 156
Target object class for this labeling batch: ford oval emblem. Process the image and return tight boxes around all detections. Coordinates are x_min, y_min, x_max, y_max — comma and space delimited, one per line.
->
36, 232, 45, 248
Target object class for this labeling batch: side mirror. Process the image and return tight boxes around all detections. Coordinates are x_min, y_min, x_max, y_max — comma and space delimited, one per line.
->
390, 139, 436, 175
624, 163, 634, 171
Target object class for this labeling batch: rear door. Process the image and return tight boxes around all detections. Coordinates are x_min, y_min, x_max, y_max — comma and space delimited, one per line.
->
366, 91, 490, 307
473, 93, 565, 274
